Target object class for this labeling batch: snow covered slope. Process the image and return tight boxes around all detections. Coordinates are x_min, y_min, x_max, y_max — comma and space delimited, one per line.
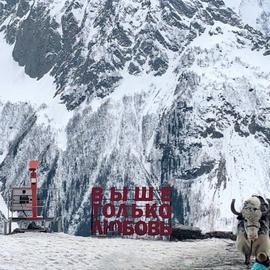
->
0, 233, 246, 270
0, 33, 73, 149
223, 0, 270, 36
0, 0, 270, 235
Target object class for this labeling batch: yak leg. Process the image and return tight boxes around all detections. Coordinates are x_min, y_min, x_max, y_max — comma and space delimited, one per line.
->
236, 234, 251, 265
244, 254, 250, 265
243, 244, 251, 265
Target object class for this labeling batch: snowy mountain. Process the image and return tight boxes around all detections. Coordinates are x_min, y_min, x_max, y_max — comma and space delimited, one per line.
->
223, 0, 270, 36
0, 0, 270, 235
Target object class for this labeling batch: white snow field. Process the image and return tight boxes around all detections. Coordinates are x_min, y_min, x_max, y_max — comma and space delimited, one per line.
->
0, 233, 247, 270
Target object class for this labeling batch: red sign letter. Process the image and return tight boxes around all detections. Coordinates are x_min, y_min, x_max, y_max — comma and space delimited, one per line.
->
92, 187, 103, 202
135, 187, 154, 201
160, 186, 172, 202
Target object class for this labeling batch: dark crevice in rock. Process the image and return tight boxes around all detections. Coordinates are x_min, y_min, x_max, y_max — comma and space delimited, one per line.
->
9, 113, 37, 158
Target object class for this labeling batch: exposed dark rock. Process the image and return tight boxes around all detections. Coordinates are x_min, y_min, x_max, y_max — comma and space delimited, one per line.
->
181, 161, 215, 180
149, 57, 168, 76
171, 188, 185, 224
16, 0, 30, 18
12, 4, 61, 79
201, 125, 224, 139
172, 225, 236, 241
216, 157, 227, 190
206, 6, 241, 27
128, 62, 141, 75
171, 224, 204, 240
234, 122, 249, 137
249, 115, 270, 143
110, 24, 132, 47
205, 231, 236, 240
263, 50, 270, 56
5, 19, 19, 44
9, 113, 37, 158
168, 0, 198, 19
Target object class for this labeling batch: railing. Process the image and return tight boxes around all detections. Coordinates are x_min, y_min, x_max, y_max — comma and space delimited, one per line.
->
0, 218, 11, 235
0, 187, 59, 234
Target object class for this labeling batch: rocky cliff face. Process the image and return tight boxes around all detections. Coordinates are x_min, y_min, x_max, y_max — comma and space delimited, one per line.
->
0, 0, 270, 235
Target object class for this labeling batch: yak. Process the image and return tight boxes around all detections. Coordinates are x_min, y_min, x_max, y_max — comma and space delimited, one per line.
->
231, 195, 270, 265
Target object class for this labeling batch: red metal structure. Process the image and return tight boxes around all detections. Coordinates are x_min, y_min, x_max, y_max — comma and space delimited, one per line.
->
28, 160, 40, 220
6, 160, 56, 234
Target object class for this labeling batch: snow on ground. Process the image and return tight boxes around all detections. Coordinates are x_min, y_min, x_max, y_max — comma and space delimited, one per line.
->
0, 34, 73, 150
0, 233, 247, 270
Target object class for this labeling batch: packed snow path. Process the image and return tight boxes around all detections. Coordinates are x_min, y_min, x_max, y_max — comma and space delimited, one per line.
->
0, 233, 248, 270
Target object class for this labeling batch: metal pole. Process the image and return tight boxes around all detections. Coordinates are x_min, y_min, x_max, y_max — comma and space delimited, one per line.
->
169, 186, 172, 241
90, 202, 94, 235
7, 190, 9, 221
29, 160, 39, 219
3, 221, 6, 235
8, 220, 11, 234
31, 170, 37, 218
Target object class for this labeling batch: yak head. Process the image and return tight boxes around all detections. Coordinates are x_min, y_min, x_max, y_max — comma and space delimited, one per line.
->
231, 196, 270, 241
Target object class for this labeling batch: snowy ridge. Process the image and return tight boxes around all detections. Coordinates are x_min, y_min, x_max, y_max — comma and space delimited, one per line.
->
224, 0, 270, 36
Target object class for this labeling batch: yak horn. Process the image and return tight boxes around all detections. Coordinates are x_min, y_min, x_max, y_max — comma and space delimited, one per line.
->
262, 199, 270, 216
231, 199, 241, 216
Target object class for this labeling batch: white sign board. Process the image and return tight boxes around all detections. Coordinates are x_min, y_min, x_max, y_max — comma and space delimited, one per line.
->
10, 187, 32, 211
